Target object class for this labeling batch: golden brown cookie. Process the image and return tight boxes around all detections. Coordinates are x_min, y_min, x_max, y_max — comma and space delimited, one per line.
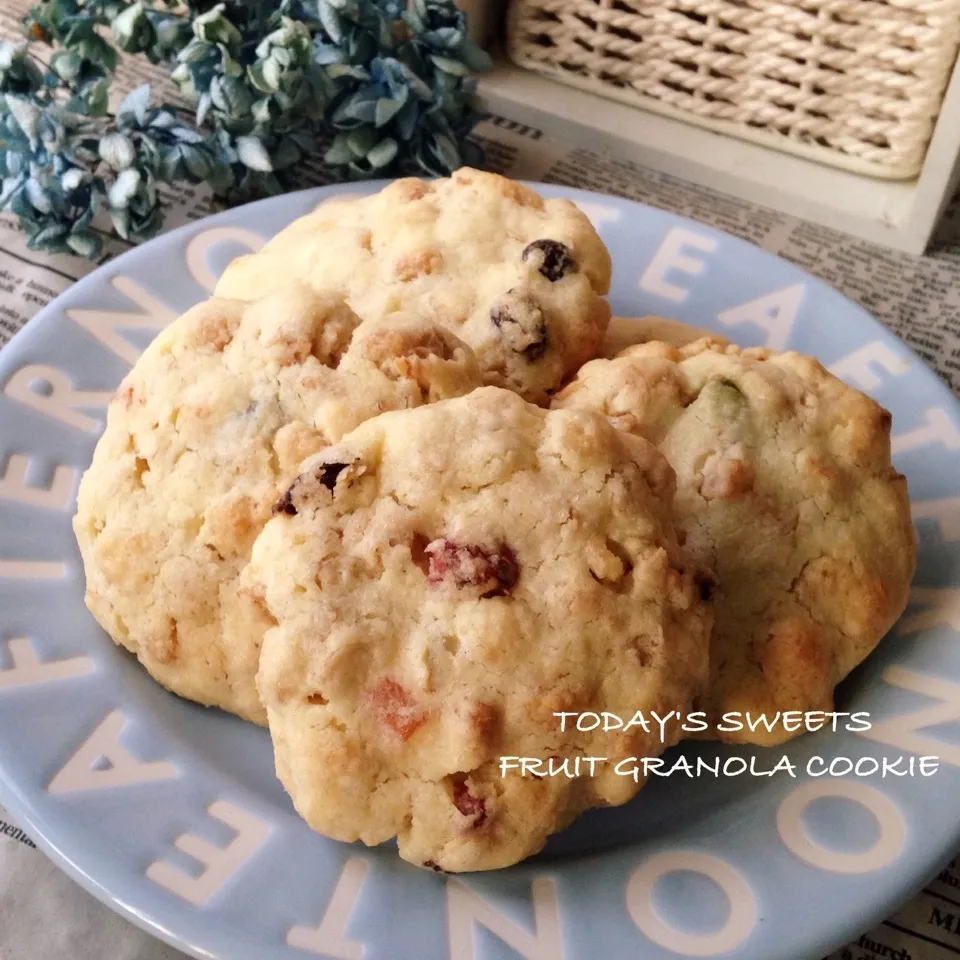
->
73, 288, 482, 724
215, 169, 612, 404
252, 387, 712, 870
554, 339, 916, 746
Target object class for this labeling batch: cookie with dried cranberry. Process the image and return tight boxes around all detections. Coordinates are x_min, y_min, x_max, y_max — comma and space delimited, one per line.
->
553, 339, 916, 746
214, 168, 612, 404
251, 386, 712, 871
73, 290, 482, 726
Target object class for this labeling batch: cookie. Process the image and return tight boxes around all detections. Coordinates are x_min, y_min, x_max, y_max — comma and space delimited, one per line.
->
215, 169, 612, 405
251, 387, 712, 871
553, 339, 916, 746
600, 316, 729, 358
73, 287, 482, 724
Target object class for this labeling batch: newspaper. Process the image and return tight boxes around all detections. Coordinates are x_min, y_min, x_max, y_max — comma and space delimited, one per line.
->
4, 10, 960, 960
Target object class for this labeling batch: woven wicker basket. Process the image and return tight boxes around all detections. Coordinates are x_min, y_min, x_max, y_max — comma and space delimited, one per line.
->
506, 0, 960, 179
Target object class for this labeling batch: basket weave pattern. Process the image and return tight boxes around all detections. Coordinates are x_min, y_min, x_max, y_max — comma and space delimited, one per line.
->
506, 0, 960, 178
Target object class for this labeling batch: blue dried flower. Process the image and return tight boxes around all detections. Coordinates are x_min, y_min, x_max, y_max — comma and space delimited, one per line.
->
5, 0, 491, 256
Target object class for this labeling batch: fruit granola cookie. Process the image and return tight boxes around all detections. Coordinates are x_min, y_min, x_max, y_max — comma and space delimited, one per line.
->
251, 387, 712, 870
73, 287, 481, 724
554, 338, 916, 746
215, 169, 612, 405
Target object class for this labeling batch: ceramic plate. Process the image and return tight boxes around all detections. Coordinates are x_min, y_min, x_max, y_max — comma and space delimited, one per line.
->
1, 182, 958, 960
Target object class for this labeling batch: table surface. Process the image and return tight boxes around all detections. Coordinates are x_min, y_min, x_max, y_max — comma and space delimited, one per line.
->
3, 41, 960, 960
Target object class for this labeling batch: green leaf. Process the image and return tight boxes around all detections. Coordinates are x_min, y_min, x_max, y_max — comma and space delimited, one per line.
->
27, 223, 68, 249
82, 79, 110, 117
0, 175, 24, 206
398, 63, 433, 100
108, 168, 141, 207
432, 131, 460, 171
246, 61, 268, 94
178, 40, 214, 65
66, 230, 100, 257
374, 96, 404, 127
456, 38, 493, 73
332, 92, 376, 125
181, 144, 212, 178
393, 96, 420, 141
112, 2, 155, 53
251, 97, 274, 125
235, 135, 272, 172
193, 4, 242, 51
270, 137, 300, 169
25, 177, 52, 213
326, 64, 369, 81
99, 132, 136, 171
345, 126, 377, 156
109, 204, 130, 239
323, 135, 353, 165
50, 51, 83, 83
6, 96, 40, 147
170, 62, 192, 90
430, 55, 470, 77
170, 125, 205, 144
61, 167, 88, 191
218, 44, 244, 78
210, 75, 252, 116
260, 56, 281, 92
117, 84, 150, 127
317, 0, 343, 43
366, 137, 397, 168
196, 91, 211, 126
74, 34, 119, 73
159, 145, 182, 180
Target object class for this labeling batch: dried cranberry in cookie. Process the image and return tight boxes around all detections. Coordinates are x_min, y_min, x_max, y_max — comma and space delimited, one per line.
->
251, 387, 711, 871
450, 775, 487, 825
214, 168, 612, 405
554, 337, 916, 746
424, 538, 519, 596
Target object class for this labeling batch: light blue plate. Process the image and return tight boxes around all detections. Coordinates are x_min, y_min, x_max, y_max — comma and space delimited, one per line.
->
1, 182, 958, 960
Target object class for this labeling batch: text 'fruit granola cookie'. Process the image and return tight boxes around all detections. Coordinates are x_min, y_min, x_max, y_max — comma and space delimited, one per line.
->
214, 168, 613, 405
251, 387, 712, 872
554, 339, 916, 746
73, 287, 482, 725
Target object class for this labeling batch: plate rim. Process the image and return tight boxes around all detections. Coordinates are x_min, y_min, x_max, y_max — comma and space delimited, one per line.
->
0, 178, 958, 960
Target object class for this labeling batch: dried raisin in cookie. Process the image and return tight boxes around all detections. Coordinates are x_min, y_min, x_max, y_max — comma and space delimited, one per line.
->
215, 168, 612, 405
554, 339, 916, 746
251, 386, 712, 872
73, 286, 481, 725
600, 316, 729, 358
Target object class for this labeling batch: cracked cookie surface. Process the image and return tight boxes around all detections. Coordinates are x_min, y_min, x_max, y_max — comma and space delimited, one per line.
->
214, 168, 612, 405
553, 338, 916, 746
251, 387, 712, 871
72, 287, 481, 724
